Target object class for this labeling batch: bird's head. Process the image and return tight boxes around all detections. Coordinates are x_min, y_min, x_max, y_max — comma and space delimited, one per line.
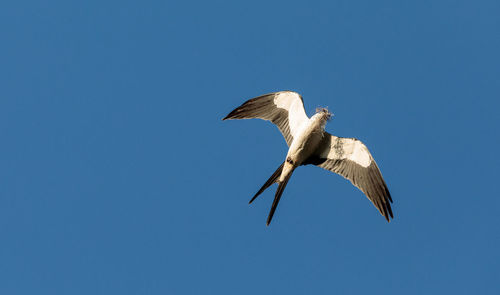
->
315, 107, 333, 121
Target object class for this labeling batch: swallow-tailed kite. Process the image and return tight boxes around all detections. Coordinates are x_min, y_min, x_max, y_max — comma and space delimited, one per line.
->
223, 91, 393, 225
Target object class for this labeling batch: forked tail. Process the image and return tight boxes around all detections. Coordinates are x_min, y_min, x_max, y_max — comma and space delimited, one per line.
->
266, 172, 293, 226
249, 162, 285, 204
249, 161, 294, 226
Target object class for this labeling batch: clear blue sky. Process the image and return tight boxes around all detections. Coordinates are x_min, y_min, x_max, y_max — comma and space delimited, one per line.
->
1, 1, 499, 294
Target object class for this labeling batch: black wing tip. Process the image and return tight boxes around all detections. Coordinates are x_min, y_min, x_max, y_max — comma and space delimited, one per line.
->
383, 204, 394, 222
222, 107, 247, 121
222, 111, 236, 120
378, 188, 393, 222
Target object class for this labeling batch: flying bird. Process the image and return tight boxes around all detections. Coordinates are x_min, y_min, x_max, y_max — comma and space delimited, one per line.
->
223, 91, 393, 225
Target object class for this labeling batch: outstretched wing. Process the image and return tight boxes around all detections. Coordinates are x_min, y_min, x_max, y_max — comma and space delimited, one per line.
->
222, 91, 309, 146
306, 133, 393, 221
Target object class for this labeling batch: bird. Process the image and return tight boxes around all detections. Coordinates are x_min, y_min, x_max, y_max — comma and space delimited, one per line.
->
223, 91, 393, 225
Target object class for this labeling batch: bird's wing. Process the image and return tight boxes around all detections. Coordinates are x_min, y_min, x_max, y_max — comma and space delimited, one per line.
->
222, 91, 309, 146
306, 133, 393, 221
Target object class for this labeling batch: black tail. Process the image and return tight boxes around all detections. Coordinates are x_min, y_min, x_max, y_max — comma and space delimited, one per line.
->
266, 172, 293, 226
249, 162, 285, 204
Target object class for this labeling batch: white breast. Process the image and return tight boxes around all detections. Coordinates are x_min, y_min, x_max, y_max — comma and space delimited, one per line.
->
287, 114, 325, 164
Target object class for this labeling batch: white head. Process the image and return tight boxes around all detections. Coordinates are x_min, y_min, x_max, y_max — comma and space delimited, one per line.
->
315, 107, 332, 122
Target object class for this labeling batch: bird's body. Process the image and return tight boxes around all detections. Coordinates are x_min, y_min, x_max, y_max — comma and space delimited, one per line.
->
281, 111, 328, 181
223, 91, 393, 225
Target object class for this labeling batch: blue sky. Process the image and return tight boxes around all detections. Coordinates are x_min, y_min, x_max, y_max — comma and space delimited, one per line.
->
1, 0, 499, 294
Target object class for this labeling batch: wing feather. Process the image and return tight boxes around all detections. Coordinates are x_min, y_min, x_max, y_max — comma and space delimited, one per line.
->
222, 91, 309, 146
306, 133, 393, 221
